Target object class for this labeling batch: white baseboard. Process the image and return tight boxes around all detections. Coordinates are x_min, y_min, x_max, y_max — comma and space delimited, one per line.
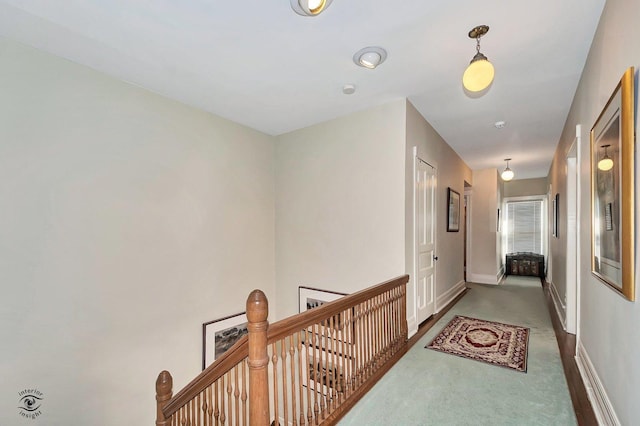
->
467, 272, 499, 285
436, 280, 465, 312
549, 281, 567, 331
575, 340, 620, 425
406, 315, 418, 339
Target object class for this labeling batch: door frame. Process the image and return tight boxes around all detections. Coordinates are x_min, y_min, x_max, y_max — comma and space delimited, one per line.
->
413, 147, 437, 327
565, 125, 581, 336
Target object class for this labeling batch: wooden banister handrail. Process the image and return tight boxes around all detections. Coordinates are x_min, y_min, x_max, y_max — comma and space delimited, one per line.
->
162, 335, 249, 416
156, 274, 409, 425
267, 275, 409, 343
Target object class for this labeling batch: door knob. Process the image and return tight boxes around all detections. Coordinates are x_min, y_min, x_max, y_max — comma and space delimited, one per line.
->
433, 256, 438, 261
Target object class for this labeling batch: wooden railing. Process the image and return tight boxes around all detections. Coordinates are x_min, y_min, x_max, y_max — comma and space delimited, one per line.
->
156, 275, 409, 426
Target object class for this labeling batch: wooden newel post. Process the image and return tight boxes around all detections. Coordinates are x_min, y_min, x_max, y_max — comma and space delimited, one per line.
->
246, 289, 270, 426
155, 370, 173, 426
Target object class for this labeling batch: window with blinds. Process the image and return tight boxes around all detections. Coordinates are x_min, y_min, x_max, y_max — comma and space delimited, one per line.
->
506, 200, 543, 254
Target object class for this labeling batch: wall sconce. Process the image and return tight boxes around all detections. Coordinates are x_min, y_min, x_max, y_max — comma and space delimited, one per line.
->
598, 144, 614, 171
501, 158, 514, 181
290, 0, 333, 16
462, 25, 495, 92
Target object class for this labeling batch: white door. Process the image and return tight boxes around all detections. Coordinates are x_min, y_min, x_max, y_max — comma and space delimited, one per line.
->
415, 157, 436, 323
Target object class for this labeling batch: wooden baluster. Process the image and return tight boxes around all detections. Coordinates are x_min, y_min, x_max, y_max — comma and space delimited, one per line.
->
207, 386, 214, 426
234, 366, 241, 426
353, 305, 362, 388
280, 338, 289, 426
197, 392, 202, 426
271, 343, 279, 425
304, 329, 313, 425
311, 326, 320, 423
214, 381, 220, 426
344, 308, 353, 397
241, 360, 248, 426
383, 291, 390, 358
289, 336, 298, 426
246, 290, 270, 426
297, 331, 306, 426
227, 371, 233, 425
373, 297, 379, 367
201, 388, 208, 426
156, 371, 173, 426
220, 375, 226, 425
381, 293, 387, 358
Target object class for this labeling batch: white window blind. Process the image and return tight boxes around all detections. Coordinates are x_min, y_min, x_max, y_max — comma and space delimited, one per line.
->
506, 200, 543, 254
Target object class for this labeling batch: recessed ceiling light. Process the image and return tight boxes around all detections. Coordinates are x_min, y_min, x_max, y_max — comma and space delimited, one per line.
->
353, 47, 387, 69
290, 0, 333, 16
494, 120, 506, 129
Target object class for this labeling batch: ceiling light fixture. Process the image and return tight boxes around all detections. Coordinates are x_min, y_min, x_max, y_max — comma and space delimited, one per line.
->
353, 47, 387, 69
462, 25, 495, 92
598, 144, 614, 171
501, 158, 514, 181
342, 84, 356, 95
290, 0, 333, 16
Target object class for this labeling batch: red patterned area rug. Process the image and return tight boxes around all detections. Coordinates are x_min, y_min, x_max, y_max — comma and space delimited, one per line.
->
426, 315, 530, 372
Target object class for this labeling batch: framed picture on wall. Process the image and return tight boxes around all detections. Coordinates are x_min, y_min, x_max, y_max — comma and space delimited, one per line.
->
202, 312, 248, 370
447, 187, 460, 232
298, 286, 347, 314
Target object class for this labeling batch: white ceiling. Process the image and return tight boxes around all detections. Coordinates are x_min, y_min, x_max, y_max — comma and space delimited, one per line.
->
0, 0, 606, 179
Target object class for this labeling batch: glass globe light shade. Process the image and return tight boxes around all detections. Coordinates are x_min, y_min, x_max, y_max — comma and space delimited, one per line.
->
598, 157, 614, 171
463, 59, 495, 92
501, 168, 514, 181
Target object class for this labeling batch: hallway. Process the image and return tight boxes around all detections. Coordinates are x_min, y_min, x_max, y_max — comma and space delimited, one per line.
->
339, 276, 576, 425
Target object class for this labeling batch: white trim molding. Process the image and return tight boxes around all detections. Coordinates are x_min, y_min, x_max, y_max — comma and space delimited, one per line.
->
575, 340, 620, 426
467, 273, 501, 285
436, 280, 466, 312
549, 280, 567, 331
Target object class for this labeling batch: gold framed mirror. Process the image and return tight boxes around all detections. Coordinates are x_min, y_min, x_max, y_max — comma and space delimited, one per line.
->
590, 67, 635, 301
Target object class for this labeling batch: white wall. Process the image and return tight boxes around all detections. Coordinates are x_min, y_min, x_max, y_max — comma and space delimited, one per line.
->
468, 169, 502, 284
275, 100, 407, 319
0, 38, 276, 425
550, 0, 640, 422
503, 177, 548, 197
405, 101, 471, 332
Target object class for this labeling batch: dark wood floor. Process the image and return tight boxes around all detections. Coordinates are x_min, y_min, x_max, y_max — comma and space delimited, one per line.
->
407, 281, 598, 426
542, 279, 598, 426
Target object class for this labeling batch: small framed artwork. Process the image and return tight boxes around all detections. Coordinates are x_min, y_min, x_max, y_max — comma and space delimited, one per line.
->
202, 312, 248, 370
299, 286, 352, 347
590, 66, 635, 301
447, 187, 460, 232
298, 286, 347, 314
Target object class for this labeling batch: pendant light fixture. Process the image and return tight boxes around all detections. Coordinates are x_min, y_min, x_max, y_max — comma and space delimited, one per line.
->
462, 25, 495, 92
597, 144, 614, 171
501, 158, 514, 181
290, 0, 333, 16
